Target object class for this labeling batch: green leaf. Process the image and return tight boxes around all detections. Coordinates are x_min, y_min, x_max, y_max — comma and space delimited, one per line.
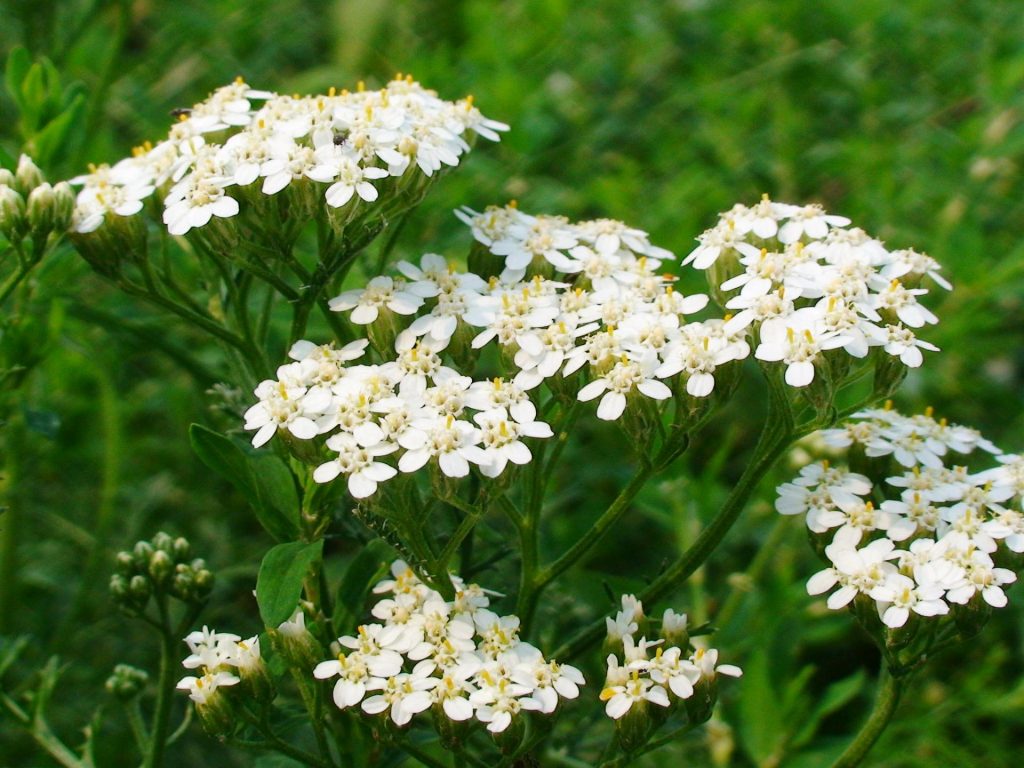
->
32, 93, 85, 167
19, 62, 47, 134
188, 424, 299, 541
336, 539, 393, 619
738, 646, 786, 767
4, 46, 30, 110
792, 670, 867, 749
256, 540, 323, 627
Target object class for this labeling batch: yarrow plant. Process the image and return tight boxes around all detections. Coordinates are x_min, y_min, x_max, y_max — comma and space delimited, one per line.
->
777, 406, 1022, 765
5, 69, 1004, 768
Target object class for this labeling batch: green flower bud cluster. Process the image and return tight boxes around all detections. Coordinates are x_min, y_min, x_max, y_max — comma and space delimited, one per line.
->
0, 156, 73, 247
109, 532, 213, 614
105, 663, 149, 701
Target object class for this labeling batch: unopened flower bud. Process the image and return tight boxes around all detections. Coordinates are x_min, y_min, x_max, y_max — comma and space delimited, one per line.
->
51, 182, 75, 232
172, 537, 191, 562
15, 155, 44, 195
109, 574, 129, 600
661, 609, 689, 648
0, 185, 26, 242
129, 574, 152, 603
152, 531, 174, 553
149, 550, 174, 586
133, 541, 154, 568
105, 664, 149, 701
27, 182, 56, 235
0, 169, 14, 188
193, 569, 215, 598
115, 551, 135, 574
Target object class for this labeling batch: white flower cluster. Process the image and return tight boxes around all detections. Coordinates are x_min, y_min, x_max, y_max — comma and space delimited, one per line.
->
684, 196, 949, 386
600, 596, 740, 720
778, 407, 1020, 629
176, 626, 262, 704
69, 75, 507, 235
314, 560, 583, 732
243, 338, 554, 498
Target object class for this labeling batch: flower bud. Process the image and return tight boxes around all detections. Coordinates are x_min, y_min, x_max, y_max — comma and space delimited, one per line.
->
660, 609, 689, 648
105, 664, 149, 701
172, 537, 191, 562
51, 182, 75, 232
15, 155, 44, 196
109, 574, 129, 601
269, 608, 321, 671
129, 574, 152, 603
115, 551, 135, 575
27, 182, 56, 236
133, 541, 154, 568
148, 549, 174, 586
0, 185, 27, 242
152, 531, 174, 553
193, 568, 215, 598
0, 169, 14, 188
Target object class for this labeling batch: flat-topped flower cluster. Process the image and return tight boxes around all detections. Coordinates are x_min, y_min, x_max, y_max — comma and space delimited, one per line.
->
69, 75, 507, 236
777, 407, 1020, 629
686, 197, 949, 385
600, 595, 740, 720
245, 199, 948, 499
314, 560, 583, 731
176, 627, 262, 704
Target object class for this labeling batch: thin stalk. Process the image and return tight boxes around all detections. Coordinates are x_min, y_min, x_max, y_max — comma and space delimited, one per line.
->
125, 700, 150, 755
143, 629, 177, 768
0, 263, 35, 306
831, 667, 903, 768
535, 465, 654, 591
0, 414, 24, 633
0, 692, 83, 768
552, 383, 795, 661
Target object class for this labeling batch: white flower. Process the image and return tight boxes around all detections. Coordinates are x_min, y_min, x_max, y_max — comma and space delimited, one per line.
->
362, 662, 438, 726
312, 432, 398, 498
755, 314, 848, 387
329, 276, 427, 324
577, 354, 672, 420
869, 573, 948, 628
599, 671, 670, 719
306, 148, 390, 207
473, 410, 552, 477
176, 671, 239, 704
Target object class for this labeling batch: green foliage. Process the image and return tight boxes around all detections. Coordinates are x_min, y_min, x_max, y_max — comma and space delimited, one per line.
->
256, 540, 323, 627
189, 424, 300, 542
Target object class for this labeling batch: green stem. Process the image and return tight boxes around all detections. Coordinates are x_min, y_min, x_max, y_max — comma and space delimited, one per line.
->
536, 465, 653, 591
125, 700, 150, 756
552, 380, 795, 661
0, 691, 84, 768
0, 413, 25, 634
0, 263, 35, 306
143, 629, 176, 768
831, 667, 904, 768
520, 464, 654, 632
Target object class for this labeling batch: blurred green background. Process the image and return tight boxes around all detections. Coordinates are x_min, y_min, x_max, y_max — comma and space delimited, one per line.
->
2, 0, 1024, 765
